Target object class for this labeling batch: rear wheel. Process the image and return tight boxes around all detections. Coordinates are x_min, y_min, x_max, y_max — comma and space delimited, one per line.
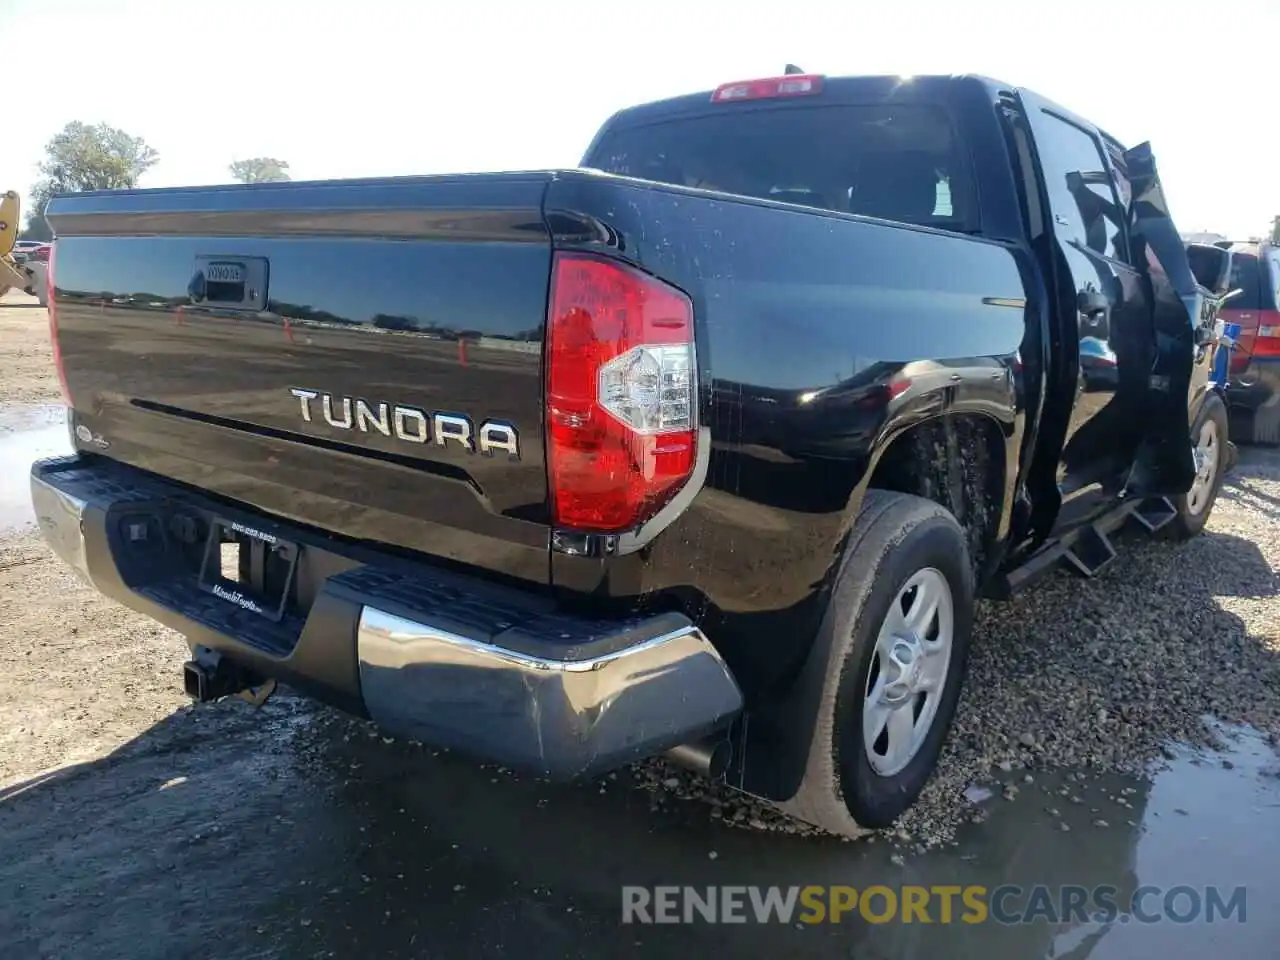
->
1164, 392, 1229, 541
781, 490, 975, 835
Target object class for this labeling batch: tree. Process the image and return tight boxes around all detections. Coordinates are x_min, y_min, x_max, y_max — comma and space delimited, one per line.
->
24, 121, 160, 239
229, 157, 291, 183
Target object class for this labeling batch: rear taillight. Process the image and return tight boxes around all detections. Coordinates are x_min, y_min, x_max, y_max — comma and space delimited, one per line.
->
47, 241, 70, 404
710, 74, 823, 103
1255, 312, 1280, 358
546, 254, 697, 533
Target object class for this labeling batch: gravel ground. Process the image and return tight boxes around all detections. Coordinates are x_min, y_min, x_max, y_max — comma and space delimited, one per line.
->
627, 442, 1280, 847
2, 288, 1279, 854
0, 295, 59, 406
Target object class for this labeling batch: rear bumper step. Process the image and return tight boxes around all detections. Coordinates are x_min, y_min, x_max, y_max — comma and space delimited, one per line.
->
31, 455, 743, 779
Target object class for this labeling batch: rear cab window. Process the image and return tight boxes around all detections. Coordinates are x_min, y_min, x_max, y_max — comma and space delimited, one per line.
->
582, 100, 978, 235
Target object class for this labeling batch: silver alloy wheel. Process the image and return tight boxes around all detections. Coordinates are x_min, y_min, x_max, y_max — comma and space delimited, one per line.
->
1187, 418, 1220, 516
863, 567, 955, 777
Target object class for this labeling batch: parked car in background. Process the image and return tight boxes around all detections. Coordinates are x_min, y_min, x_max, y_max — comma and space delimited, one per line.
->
1219, 241, 1280, 444
10, 239, 45, 265
21, 243, 50, 304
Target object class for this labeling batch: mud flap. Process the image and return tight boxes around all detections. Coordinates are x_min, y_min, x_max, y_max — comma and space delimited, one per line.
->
1119, 143, 1197, 498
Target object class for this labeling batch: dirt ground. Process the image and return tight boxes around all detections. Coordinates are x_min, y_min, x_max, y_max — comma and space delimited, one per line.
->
0, 296, 61, 406
3, 290, 1280, 959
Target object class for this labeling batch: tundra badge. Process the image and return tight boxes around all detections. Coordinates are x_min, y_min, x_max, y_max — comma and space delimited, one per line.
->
289, 388, 519, 459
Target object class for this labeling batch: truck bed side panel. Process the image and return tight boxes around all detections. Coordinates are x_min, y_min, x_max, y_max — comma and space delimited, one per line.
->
544, 174, 1040, 689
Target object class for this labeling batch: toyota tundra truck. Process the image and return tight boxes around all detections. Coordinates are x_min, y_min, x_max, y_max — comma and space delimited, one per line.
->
31, 72, 1235, 835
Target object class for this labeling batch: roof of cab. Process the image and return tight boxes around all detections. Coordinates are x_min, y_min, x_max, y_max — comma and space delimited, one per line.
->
605, 74, 1012, 127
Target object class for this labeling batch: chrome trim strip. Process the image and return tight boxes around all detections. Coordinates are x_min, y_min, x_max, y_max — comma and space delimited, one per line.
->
359, 607, 713, 673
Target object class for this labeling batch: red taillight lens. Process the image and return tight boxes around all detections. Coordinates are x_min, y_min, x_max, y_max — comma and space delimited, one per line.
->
32, 244, 51, 263
47, 241, 70, 404
710, 74, 823, 103
1254, 312, 1280, 359
546, 254, 697, 533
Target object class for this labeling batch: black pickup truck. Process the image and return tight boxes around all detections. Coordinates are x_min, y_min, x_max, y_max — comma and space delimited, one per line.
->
33, 72, 1236, 835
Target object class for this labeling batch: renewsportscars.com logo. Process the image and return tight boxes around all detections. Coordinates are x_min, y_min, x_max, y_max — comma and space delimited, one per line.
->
621, 884, 1248, 926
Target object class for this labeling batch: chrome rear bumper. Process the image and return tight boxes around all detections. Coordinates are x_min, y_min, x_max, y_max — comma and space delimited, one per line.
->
357, 607, 742, 777
31, 454, 743, 778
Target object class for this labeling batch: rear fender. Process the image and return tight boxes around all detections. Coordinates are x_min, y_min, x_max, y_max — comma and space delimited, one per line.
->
849, 401, 1017, 576
736, 400, 1014, 803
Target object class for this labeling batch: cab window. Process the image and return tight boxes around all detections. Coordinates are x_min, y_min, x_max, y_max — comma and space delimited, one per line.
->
1033, 113, 1128, 262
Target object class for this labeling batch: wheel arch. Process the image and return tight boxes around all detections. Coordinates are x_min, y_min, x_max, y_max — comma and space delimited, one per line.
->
851, 410, 1016, 588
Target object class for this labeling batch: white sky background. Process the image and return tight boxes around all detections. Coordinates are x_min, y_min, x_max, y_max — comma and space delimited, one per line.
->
1, 0, 1275, 238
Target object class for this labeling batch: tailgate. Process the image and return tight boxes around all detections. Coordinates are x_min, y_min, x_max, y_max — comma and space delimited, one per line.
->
46, 174, 555, 585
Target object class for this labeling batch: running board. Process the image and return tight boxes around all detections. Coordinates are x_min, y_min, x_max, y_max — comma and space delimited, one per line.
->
992, 494, 1176, 598
1131, 496, 1177, 533
1061, 525, 1117, 577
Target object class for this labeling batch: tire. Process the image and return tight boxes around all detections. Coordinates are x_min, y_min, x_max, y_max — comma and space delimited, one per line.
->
1163, 392, 1229, 541
779, 489, 975, 835
1247, 402, 1280, 447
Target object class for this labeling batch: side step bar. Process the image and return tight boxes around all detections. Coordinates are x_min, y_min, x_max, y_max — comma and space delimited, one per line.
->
1061, 524, 1118, 577
1131, 496, 1178, 533
992, 495, 1178, 598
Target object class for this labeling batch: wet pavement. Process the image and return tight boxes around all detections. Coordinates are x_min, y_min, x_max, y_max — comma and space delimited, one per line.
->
0, 403, 70, 530
0, 696, 1277, 959
2, 397, 1278, 957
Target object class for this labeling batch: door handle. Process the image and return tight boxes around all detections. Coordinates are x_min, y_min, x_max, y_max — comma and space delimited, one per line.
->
1077, 289, 1109, 318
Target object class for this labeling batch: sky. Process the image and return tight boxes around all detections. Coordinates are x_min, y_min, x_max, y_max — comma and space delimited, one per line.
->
1, 0, 1276, 239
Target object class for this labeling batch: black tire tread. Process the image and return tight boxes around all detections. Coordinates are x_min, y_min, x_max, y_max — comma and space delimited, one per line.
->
777, 489, 970, 837
1163, 393, 1230, 541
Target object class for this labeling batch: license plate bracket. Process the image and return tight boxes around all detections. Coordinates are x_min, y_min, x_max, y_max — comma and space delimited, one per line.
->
197, 518, 298, 623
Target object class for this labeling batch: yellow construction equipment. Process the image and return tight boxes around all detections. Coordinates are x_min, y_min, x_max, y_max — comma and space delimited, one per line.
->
0, 190, 30, 296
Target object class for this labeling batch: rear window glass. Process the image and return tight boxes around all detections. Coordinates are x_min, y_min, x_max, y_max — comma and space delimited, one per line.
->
1186, 245, 1227, 290
1226, 254, 1261, 311
584, 104, 975, 233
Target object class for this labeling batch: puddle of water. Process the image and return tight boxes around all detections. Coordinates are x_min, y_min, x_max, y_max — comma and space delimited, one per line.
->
246, 718, 1280, 959
1044, 722, 1280, 959
0, 405, 73, 530
0, 403, 68, 435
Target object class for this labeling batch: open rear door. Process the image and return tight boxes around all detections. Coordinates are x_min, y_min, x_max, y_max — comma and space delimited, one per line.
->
1119, 142, 1209, 497
1013, 87, 1209, 505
